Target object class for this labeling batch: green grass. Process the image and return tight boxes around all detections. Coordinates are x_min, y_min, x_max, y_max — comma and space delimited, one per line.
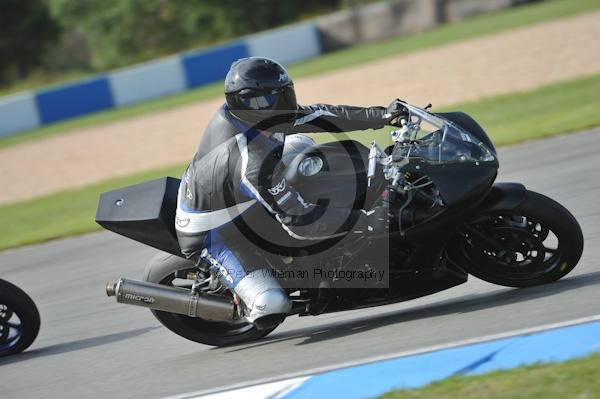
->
308, 73, 600, 149
379, 353, 600, 399
288, 0, 600, 77
452, 75, 600, 146
0, 164, 185, 250
0, 73, 599, 251
1, 0, 598, 149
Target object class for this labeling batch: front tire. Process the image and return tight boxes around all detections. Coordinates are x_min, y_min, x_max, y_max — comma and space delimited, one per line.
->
0, 279, 40, 356
449, 190, 583, 287
143, 252, 279, 347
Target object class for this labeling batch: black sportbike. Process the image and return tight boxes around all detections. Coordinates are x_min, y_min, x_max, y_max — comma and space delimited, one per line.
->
98, 102, 583, 346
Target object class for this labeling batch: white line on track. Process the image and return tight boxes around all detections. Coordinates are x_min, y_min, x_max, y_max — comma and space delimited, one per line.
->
165, 314, 600, 399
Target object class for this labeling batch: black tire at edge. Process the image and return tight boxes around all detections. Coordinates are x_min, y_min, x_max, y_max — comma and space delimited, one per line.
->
0, 279, 41, 357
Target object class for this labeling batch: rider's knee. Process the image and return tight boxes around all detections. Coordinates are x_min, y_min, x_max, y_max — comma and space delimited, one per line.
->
247, 288, 290, 330
251, 288, 291, 317
235, 269, 291, 325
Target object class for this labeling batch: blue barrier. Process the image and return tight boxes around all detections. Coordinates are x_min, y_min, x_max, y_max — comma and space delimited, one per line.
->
246, 22, 321, 65
109, 57, 186, 107
182, 42, 249, 88
0, 93, 41, 137
0, 21, 322, 137
35, 77, 114, 124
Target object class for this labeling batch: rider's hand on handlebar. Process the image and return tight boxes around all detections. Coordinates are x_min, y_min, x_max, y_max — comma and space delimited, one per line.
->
385, 99, 409, 127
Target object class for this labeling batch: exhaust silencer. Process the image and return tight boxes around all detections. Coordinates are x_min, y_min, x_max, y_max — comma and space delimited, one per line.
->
106, 278, 235, 322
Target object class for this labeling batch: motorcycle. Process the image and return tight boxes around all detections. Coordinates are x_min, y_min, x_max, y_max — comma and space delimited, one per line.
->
0, 279, 40, 356
98, 102, 583, 346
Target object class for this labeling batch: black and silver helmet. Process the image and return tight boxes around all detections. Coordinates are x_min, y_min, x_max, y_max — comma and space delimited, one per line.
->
224, 57, 297, 129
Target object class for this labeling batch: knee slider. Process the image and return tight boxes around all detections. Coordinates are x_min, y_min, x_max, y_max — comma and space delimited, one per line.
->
248, 289, 290, 330
234, 269, 291, 323
251, 288, 291, 318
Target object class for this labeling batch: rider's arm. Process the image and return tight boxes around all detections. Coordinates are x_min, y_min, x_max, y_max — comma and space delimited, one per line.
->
291, 104, 391, 133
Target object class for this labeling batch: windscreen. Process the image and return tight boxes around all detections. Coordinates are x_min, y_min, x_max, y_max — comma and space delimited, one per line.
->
392, 104, 496, 164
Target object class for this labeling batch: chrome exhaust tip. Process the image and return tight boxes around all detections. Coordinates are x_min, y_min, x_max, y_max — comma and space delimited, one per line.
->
105, 281, 117, 297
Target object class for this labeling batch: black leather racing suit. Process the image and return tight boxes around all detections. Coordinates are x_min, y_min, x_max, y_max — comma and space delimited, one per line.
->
174, 103, 392, 322
176, 103, 391, 256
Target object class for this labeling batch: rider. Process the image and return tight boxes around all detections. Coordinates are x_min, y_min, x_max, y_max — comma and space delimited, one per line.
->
175, 57, 407, 329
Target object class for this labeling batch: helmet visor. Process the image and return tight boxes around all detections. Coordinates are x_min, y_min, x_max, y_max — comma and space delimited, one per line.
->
238, 88, 279, 110
227, 83, 297, 129
236, 84, 296, 111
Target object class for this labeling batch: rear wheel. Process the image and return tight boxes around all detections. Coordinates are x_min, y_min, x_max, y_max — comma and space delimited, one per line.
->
449, 191, 583, 287
143, 252, 279, 346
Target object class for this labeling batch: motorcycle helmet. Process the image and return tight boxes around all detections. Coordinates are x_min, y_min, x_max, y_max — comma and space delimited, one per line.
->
224, 57, 297, 130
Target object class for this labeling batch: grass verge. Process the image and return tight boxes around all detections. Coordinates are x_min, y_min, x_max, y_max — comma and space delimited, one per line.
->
1, 73, 599, 251
309, 73, 600, 148
379, 353, 600, 399
1, 0, 598, 149
0, 164, 185, 251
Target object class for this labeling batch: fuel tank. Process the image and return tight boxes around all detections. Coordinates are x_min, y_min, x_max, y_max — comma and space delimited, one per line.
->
285, 139, 385, 209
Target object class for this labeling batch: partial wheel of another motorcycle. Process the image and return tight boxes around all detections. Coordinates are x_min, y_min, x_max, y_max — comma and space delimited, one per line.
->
142, 252, 280, 346
449, 190, 584, 288
0, 279, 41, 356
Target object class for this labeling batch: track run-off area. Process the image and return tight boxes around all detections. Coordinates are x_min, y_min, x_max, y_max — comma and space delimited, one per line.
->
0, 11, 599, 205
1, 127, 599, 398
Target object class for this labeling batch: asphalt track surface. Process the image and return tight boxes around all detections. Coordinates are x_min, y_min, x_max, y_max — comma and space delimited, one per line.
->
1, 128, 599, 398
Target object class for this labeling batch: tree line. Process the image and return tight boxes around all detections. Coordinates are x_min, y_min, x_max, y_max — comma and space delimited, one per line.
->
1, 0, 360, 87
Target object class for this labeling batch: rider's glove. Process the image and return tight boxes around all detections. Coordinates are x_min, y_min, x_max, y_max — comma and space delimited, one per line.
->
385, 99, 409, 127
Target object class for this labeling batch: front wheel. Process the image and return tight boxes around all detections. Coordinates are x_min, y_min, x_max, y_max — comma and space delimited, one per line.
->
0, 279, 41, 356
143, 252, 280, 347
449, 190, 583, 287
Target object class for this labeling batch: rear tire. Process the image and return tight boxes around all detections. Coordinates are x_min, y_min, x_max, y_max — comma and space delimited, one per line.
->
449, 190, 583, 287
143, 252, 279, 347
0, 279, 40, 356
